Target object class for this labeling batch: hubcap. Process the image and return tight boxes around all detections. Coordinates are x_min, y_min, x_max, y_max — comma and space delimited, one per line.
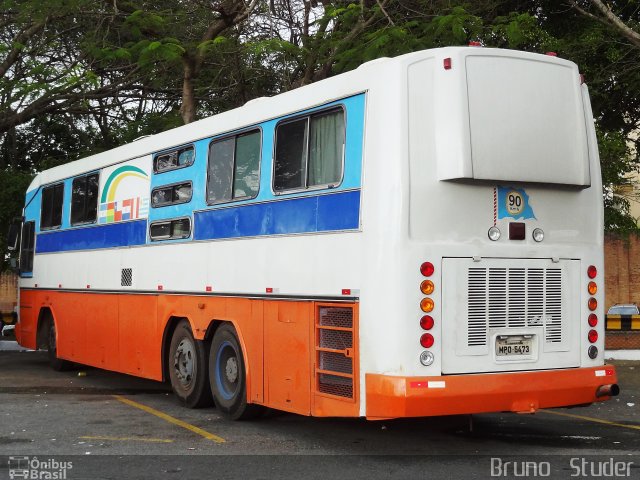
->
225, 357, 238, 384
216, 341, 240, 400
173, 338, 196, 387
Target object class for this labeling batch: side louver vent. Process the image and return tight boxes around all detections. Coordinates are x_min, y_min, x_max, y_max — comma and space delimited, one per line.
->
316, 306, 355, 399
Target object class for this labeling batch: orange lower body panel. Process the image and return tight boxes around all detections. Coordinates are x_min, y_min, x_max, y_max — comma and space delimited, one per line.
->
366, 366, 618, 419
16, 289, 359, 417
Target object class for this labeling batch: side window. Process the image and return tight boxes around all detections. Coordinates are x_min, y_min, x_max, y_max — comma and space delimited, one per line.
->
151, 182, 192, 207
71, 173, 99, 225
150, 218, 191, 241
40, 183, 64, 230
154, 146, 195, 173
207, 130, 261, 204
274, 108, 344, 193
19, 221, 35, 273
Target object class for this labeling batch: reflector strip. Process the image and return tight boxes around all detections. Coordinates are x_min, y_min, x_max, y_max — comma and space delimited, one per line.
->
428, 381, 446, 389
595, 370, 606, 377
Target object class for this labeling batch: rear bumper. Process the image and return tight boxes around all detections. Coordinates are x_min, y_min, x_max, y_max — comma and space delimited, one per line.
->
365, 366, 618, 419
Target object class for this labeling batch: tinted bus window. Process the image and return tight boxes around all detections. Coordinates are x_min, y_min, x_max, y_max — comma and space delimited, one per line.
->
40, 183, 64, 229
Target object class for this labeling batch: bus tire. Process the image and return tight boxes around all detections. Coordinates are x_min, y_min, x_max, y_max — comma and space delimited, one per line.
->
209, 323, 264, 420
168, 320, 213, 408
46, 318, 73, 371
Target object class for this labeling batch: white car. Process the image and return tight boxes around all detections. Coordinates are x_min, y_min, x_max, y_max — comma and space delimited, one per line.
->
607, 304, 639, 315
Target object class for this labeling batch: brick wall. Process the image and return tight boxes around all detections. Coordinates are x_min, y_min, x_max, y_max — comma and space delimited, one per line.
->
0, 271, 17, 312
604, 233, 640, 349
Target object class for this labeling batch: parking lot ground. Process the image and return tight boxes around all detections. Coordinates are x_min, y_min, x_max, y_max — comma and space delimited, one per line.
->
0, 339, 639, 479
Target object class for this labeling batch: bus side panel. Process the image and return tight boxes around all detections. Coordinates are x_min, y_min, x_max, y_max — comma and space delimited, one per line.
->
50, 293, 88, 363
264, 301, 313, 415
15, 290, 38, 349
87, 295, 120, 371
119, 295, 161, 380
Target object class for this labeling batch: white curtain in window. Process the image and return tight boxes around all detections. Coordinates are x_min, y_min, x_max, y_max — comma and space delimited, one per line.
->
308, 110, 344, 186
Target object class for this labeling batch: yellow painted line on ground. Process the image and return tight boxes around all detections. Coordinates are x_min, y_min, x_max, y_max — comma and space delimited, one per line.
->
541, 409, 640, 432
80, 435, 173, 443
113, 395, 226, 443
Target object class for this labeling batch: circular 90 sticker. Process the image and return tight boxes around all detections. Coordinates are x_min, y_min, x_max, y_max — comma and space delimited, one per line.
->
506, 190, 524, 215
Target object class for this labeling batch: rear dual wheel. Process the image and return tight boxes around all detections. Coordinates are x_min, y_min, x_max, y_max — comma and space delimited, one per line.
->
168, 320, 213, 408
209, 323, 263, 420
167, 320, 262, 418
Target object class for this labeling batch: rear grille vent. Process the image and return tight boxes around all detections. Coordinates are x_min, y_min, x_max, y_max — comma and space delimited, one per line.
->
316, 306, 355, 399
467, 267, 563, 346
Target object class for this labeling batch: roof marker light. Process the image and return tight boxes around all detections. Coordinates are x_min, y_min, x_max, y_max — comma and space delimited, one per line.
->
469, 41, 481, 47
546, 52, 558, 56
443, 58, 452, 70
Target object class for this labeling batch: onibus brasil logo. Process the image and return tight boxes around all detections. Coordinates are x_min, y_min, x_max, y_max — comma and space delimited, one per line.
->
8, 456, 73, 479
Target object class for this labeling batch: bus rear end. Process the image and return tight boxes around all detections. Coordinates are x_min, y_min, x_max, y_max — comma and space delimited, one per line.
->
364, 47, 618, 418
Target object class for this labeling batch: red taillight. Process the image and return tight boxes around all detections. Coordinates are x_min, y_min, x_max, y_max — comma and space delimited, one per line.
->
588, 314, 598, 327
587, 265, 597, 279
420, 262, 435, 277
588, 329, 598, 343
443, 58, 452, 70
420, 315, 434, 330
420, 333, 434, 348
588, 297, 597, 311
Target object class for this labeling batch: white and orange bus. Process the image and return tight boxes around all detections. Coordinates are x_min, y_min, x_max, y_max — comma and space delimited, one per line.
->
8, 46, 619, 420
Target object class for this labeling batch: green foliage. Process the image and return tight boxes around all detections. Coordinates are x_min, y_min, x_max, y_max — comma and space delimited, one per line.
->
0, 169, 34, 271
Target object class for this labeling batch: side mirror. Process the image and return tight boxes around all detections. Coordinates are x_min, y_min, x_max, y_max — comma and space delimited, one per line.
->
7, 217, 22, 252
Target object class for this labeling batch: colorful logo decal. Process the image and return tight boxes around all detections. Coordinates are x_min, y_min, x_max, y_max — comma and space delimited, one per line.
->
496, 186, 536, 220
98, 165, 150, 224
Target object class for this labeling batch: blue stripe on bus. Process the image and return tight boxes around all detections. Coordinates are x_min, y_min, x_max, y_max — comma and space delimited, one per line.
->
194, 190, 360, 240
35, 219, 147, 253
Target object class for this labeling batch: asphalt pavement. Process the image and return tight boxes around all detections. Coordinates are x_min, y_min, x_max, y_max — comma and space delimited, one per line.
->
0, 338, 638, 479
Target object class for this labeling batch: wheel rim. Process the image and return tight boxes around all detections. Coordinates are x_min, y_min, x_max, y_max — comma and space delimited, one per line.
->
216, 340, 239, 400
173, 338, 196, 389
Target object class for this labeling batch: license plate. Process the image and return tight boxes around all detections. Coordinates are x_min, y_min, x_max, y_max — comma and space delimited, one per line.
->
495, 335, 533, 356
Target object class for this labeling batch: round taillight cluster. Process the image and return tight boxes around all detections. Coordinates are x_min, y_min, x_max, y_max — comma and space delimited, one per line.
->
587, 265, 599, 359
419, 262, 435, 365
